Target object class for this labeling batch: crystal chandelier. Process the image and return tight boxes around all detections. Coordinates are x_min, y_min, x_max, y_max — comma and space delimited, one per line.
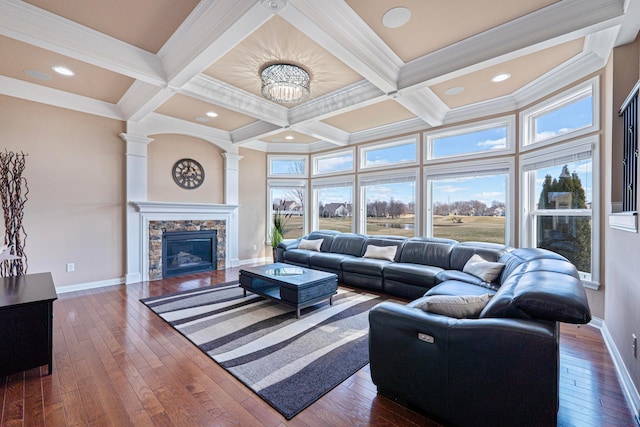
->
260, 63, 310, 105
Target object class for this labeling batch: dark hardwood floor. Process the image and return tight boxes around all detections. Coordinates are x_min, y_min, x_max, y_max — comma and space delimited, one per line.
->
1, 267, 637, 426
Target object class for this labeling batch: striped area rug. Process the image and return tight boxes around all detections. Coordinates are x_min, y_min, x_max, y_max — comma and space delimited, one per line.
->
140, 280, 386, 419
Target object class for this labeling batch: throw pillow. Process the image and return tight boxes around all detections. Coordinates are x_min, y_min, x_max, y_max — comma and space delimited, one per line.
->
416, 294, 492, 319
363, 245, 397, 261
463, 254, 505, 282
297, 238, 323, 251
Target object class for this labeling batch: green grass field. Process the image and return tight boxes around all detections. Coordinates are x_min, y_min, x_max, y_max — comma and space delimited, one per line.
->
280, 214, 506, 243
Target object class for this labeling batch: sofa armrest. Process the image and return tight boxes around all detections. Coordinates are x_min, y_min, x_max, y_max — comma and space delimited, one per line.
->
369, 301, 559, 427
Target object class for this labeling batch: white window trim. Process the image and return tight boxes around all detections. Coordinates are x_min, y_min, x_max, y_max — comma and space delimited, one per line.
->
358, 135, 419, 172
311, 175, 356, 232
520, 77, 600, 151
519, 136, 599, 286
311, 148, 356, 176
357, 168, 420, 236
424, 115, 515, 164
267, 154, 308, 178
267, 179, 308, 244
424, 158, 515, 246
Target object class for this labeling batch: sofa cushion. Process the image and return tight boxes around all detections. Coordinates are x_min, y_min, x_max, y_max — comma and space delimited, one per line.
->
449, 242, 512, 272
342, 257, 390, 276
463, 254, 505, 282
435, 270, 500, 290
398, 238, 457, 269
363, 245, 397, 261
282, 249, 314, 266
414, 294, 492, 318
309, 252, 356, 270
425, 280, 497, 297
383, 263, 443, 288
298, 238, 323, 251
329, 234, 368, 256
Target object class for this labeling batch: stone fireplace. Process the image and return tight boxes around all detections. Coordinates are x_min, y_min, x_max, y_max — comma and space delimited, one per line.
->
128, 201, 238, 283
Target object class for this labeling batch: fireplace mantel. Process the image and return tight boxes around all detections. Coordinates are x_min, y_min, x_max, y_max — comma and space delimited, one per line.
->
127, 201, 239, 283
131, 201, 239, 214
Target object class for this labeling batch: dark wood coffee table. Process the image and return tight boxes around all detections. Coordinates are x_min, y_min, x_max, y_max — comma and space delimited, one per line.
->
239, 263, 338, 318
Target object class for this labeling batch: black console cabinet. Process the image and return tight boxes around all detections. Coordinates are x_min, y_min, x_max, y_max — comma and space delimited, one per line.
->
0, 272, 57, 377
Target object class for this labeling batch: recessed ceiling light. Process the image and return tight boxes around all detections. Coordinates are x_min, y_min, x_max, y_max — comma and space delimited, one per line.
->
444, 86, 465, 96
491, 73, 511, 83
206, 111, 218, 118
24, 69, 52, 80
285, 135, 294, 140
194, 116, 209, 122
382, 7, 411, 29
52, 66, 75, 76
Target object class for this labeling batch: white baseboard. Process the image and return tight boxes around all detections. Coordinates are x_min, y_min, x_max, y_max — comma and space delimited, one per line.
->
56, 277, 125, 294
238, 256, 271, 266
596, 318, 640, 418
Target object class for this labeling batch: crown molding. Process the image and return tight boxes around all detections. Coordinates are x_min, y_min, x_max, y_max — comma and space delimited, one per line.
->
0, 75, 123, 120
349, 117, 428, 145
0, 0, 165, 85
129, 113, 234, 152
182, 75, 289, 127
283, 0, 402, 94
398, 0, 624, 91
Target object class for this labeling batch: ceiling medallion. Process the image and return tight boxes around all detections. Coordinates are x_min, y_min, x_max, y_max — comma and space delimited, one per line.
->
260, 63, 310, 105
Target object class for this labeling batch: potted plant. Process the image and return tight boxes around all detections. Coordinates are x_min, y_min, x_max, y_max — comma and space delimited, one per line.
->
271, 201, 291, 261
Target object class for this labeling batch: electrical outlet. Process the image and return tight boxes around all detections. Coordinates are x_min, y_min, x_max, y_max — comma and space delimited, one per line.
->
66, 263, 75, 273
633, 334, 637, 358
253, 244, 257, 251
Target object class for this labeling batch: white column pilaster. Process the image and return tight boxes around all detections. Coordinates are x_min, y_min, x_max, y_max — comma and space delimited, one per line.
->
221, 152, 243, 266
121, 132, 153, 284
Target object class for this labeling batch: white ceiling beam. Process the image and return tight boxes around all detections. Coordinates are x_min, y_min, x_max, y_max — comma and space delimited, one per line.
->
182, 75, 289, 127
395, 89, 448, 128
0, 75, 123, 120
289, 121, 350, 146
0, 0, 165, 85
282, 0, 402, 94
230, 121, 282, 145
399, 0, 624, 91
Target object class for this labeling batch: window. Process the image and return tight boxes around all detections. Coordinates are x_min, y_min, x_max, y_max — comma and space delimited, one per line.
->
268, 180, 307, 241
521, 77, 599, 149
359, 136, 418, 171
426, 160, 513, 244
312, 149, 355, 176
268, 155, 308, 178
424, 116, 515, 162
521, 138, 597, 283
359, 170, 418, 237
311, 177, 354, 233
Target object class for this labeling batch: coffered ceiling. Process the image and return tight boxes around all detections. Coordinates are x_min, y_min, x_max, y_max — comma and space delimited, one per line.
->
1, 0, 639, 153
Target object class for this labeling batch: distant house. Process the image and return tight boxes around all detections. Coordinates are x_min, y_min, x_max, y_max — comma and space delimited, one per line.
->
273, 200, 303, 215
322, 202, 351, 218
493, 207, 505, 217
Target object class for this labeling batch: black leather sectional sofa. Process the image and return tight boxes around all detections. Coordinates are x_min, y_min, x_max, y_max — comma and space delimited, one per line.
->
277, 230, 592, 427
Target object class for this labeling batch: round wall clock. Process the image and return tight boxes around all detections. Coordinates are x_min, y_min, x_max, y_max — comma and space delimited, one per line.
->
172, 158, 205, 189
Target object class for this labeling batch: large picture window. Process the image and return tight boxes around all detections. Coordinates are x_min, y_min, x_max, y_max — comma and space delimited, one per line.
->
521, 139, 597, 282
311, 177, 354, 233
359, 171, 418, 237
268, 181, 307, 241
426, 161, 512, 244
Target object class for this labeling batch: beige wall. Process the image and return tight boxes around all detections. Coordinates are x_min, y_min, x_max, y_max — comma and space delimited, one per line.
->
0, 95, 125, 288
605, 34, 640, 405
238, 147, 268, 261
147, 134, 224, 203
